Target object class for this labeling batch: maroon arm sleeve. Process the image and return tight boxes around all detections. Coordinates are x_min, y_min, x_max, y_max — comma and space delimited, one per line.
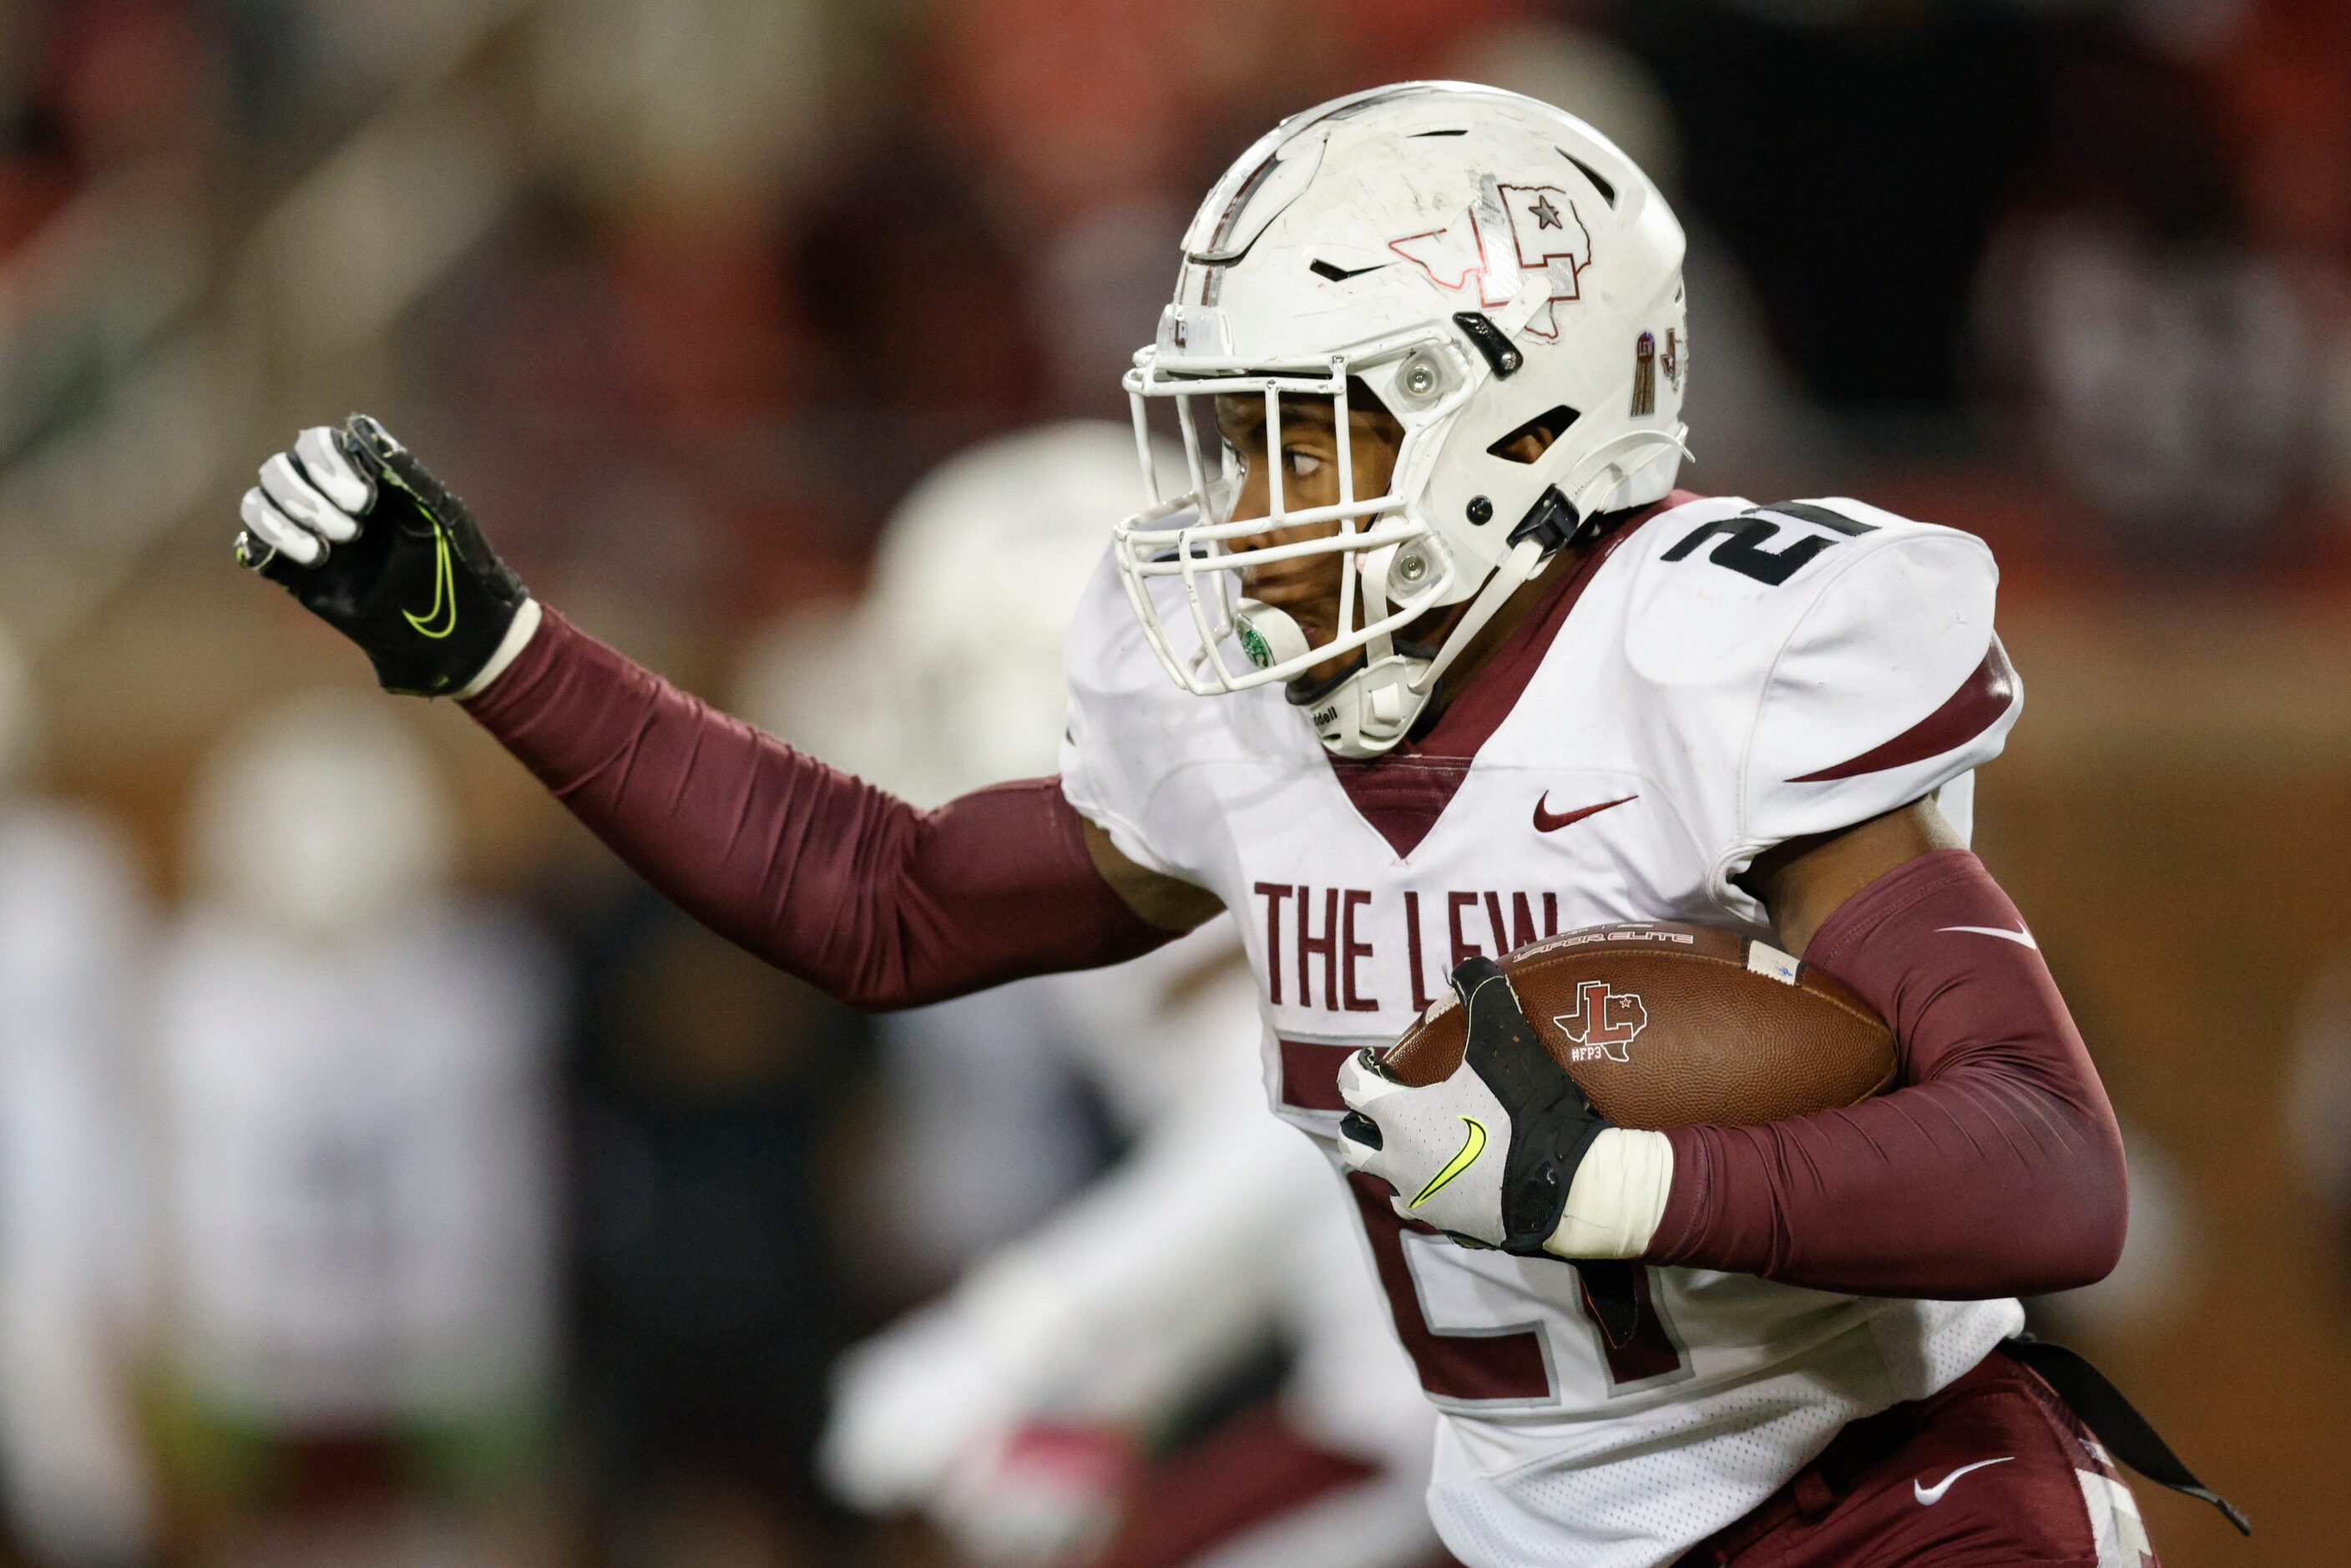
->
461, 609, 1177, 1009
1646, 848, 2126, 1298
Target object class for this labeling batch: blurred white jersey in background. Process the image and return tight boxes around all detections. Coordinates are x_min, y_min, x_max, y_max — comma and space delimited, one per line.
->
0, 800, 155, 1568
152, 693, 559, 1455
824, 928, 1448, 1568
0, 627, 154, 1568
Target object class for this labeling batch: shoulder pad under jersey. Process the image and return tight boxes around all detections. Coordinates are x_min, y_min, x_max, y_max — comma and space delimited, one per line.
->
1611, 497, 2016, 918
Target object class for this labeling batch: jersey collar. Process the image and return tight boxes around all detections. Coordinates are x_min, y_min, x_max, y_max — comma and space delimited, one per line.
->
1330, 490, 1706, 857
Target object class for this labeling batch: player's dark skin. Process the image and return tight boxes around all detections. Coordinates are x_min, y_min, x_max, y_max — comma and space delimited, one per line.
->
1081, 391, 1964, 951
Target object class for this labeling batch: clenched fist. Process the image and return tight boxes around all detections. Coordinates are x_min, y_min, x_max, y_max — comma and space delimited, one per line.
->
237, 416, 536, 696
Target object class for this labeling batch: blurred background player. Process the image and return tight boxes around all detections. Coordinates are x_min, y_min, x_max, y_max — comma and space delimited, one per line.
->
756, 425, 1449, 1568
0, 622, 154, 1568
148, 692, 559, 1566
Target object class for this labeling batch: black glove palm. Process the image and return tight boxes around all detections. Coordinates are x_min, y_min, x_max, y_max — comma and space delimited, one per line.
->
1464, 955, 1616, 1255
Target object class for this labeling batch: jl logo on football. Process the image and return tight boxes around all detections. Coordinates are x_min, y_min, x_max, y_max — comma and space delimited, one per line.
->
1555, 979, 1648, 1064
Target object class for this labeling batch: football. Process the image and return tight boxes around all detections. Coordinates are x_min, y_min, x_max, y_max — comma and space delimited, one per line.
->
1378, 923, 1896, 1130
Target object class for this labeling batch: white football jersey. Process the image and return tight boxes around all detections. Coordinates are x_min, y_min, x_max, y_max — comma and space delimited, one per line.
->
154, 904, 559, 1428
1063, 494, 2029, 1567
0, 804, 154, 1565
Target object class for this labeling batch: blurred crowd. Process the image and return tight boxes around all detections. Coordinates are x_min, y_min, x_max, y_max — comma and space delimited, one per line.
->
0, 1, 2348, 1565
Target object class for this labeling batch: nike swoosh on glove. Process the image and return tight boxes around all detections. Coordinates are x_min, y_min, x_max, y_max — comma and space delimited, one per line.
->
1337, 953, 1614, 1255
236, 416, 533, 696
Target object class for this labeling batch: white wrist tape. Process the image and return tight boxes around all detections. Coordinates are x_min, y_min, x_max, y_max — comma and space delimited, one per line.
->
1545, 1128, 1674, 1260
453, 597, 543, 700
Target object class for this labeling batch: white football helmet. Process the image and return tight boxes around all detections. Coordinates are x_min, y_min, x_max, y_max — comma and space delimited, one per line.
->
741, 422, 1169, 808
1115, 81, 1690, 757
189, 690, 454, 939
863, 422, 1165, 805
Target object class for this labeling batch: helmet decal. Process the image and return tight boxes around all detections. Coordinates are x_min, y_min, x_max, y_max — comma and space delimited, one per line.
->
1388, 176, 1594, 341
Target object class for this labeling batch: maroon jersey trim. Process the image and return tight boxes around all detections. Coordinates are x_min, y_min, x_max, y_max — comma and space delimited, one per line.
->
1786, 635, 2017, 783
1324, 757, 1473, 862
1345, 1173, 1553, 1404
1332, 491, 1705, 857
1277, 1036, 1353, 1112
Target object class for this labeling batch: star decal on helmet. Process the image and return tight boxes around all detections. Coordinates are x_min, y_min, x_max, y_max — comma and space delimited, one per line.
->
1386, 178, 1594, 341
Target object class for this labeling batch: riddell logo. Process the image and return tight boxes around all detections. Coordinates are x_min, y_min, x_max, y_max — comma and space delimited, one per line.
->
1554, 980, 1648, 1064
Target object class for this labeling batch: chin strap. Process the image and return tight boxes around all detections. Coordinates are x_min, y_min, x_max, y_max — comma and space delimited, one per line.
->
1401, 422, 1691, 703
1355, 532, 1399, 695
1303, 534, 1425, 759
1408, 536, 1546, 698
1311, 528, 1553, 756
1307, 422, 1690, 756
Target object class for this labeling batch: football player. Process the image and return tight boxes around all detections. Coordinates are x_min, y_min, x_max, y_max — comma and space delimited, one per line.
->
154, 692, 559, 1557
235, 83, 2238, 1568
0, 627, 154, 1568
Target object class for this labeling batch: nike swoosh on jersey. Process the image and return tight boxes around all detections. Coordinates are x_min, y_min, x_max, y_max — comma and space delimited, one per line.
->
1938, 924, 2037, 949
1533, 793, 1636, 833
1410, 1117, 1487, 1209
1913, 1456, 2013, 1505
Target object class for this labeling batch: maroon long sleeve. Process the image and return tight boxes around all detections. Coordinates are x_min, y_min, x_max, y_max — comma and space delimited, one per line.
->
1646, 849, 2126, 1298
463, 609, 1176, 1009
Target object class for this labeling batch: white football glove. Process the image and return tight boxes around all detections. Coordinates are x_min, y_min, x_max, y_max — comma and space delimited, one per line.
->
1337, 954, 1615, 1254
